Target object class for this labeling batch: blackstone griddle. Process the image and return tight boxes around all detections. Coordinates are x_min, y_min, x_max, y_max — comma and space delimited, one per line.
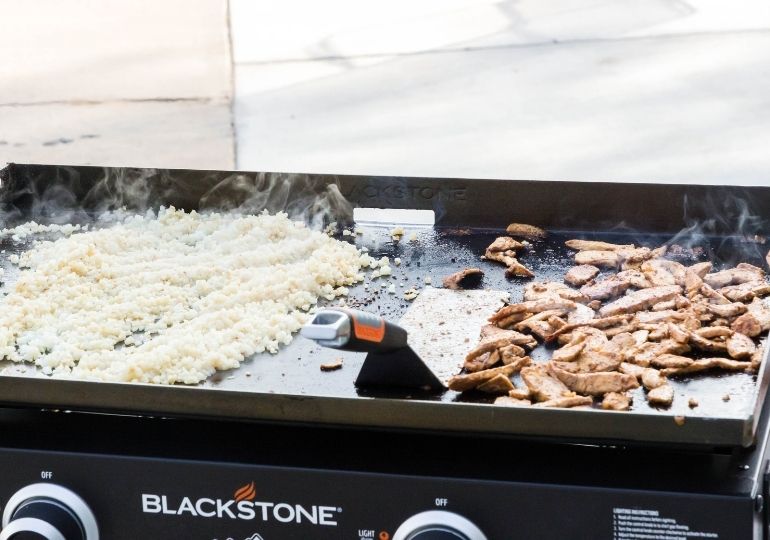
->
0, 163, 769, 450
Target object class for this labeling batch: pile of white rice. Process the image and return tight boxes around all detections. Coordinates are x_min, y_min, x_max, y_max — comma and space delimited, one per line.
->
0, 208, 366, 384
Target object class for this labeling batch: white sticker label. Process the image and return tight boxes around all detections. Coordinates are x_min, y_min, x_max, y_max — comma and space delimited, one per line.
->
612, 507, 719, 539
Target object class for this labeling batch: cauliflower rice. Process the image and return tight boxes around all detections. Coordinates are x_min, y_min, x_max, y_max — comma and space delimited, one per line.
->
0, 208, 366, 384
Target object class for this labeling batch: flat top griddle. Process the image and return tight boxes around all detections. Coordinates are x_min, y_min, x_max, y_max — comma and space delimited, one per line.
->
0, 163, 768, 448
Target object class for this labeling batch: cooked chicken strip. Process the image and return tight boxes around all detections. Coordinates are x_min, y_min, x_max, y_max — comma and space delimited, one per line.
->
477, 374, 515, 394
727, 332, 756, 360
704, 265, 764, 288
700, 283, 731, 304
565, 264, 600, 287
602, 392, 632, 411
505, 259, 536, 278
465, 332, 537, 362
617, 269, 653, 289
641, 260, 677, 287
688, 332, 728, 353
448, 358, 531, 391
500, 343, 526, 363
580, 275, 630, 301
442, 267, 484, 290
660, 357, 751, 377
490, 299, 577, 323
684, 268, 704, 297
732, 298, 770, 337
599, 285, 682, 317
565, 239, 633, 252
634, 309, 684, 324
524, 281, 588, 303
520, 365, 574, 402
721, 282, 770, 302
487, 236, 525, 252
706, 302, 747, 319
494, 396, 531, 407
506, 223, 547, 239
695, 326, 733, 339
641, 368, 667, 390
689, 262, 713, 278
534, 396, 594, 408
618, 247, 656, 269
508, 386, 531, 400
464, 350, 500, 372
651, 354, 694, 369
575, 250, 620, 268
647, 384, 674, 407
548, 364, 639, 396
567, 303, 596, 325
628, 340, 691, 367
551, 342, 586, 363
619, 362, 646, 379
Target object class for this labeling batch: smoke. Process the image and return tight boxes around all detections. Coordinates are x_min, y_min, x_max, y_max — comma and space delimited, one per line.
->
0, 166, 353, 231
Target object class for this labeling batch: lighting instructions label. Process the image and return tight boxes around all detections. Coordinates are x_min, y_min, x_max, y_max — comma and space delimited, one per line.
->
612, 508, 719, 539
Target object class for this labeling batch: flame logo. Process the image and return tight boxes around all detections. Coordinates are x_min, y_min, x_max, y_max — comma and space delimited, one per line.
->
234, 482, 256, 502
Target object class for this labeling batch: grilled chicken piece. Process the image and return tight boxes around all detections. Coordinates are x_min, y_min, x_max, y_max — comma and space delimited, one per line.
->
552, 341, 586, 362
464, 350, 500, 372
641, 368, 667, 390
704, 264, 765, 288
720, 282, 770, 302
628, 340, 691, 367
465, 332, 537, 362
534, 396, 594, 408
726, 332, 756, 360
575, 250, 620, 268
634, 309, 683, 324
476, 374, 515, 394
494, 396, 531, 407
487, 236, 525, 252
647, 384, 674, 407
442, 267, 484, 289
660, 357, 751, 377
548, 364, 639, 396
524, 281, 588, 303
599, 285, 682, 317
688, 332, 728, 354
567, 303, 596, 325
618, 247, 657, 270
602, 392, 632, 411
565, 240, 633, 252
484, 249, 535, 278
448, 359, 531, 391
651, 354, 694, 369
641, 260, 677, 287
732, 298, 770, 337
506, 223, 546, 240
706, 302, 747, 319
500, 343, 526, 363
552, 354, 621, 373
580, 275, 630, 301
549, 315, 632, 342
490, 299, 577, 323
521, 365, 574, 402
689, 262, 713, 278
695, 326, 732, 339
668, 323, 690, 344
684, 268, 704, 297
700, 283, 731, 304
619, 362, 646, 379
565, 265, 600, 287
508, 386, 531, 400
616, 269, 653, 289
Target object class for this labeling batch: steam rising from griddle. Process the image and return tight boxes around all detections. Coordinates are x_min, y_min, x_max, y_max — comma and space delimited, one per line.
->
0, 167, 354, 231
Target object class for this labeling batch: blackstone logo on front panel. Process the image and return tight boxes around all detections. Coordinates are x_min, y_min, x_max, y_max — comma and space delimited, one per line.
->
141, 482, 341, 526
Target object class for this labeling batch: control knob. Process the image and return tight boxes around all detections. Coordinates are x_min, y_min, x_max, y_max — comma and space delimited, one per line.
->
393, 510, 487, 540
1, 484, 98, 540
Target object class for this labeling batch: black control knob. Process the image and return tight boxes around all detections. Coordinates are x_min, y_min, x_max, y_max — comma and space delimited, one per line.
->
1, 484, 98, 540
393, 510, 487, 540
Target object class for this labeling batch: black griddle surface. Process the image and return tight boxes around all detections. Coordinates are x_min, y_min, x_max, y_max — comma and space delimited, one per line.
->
0, 164, 768, 448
